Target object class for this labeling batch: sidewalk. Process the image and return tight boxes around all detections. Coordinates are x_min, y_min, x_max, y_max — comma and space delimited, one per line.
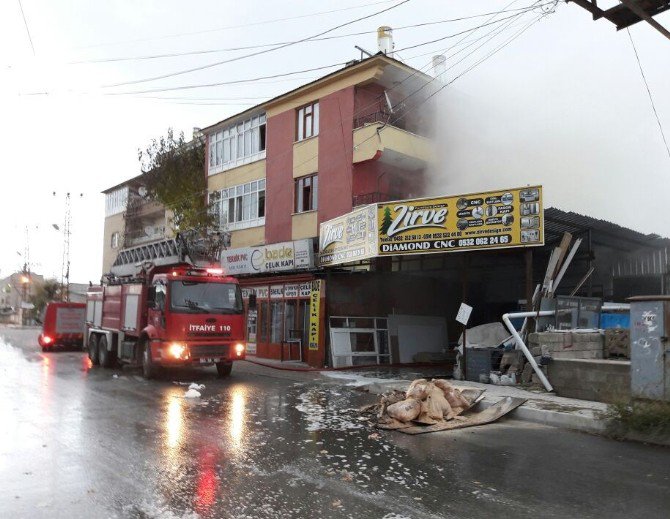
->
243, 360, 670, 446
328, 373, 611, 435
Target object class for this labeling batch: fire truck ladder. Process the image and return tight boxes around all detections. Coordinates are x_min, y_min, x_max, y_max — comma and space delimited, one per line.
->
109, 231, 228, 278
110, 238, 184, 277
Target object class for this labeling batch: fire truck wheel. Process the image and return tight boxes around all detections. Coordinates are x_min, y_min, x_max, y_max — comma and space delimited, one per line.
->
98, 336, 115, 368
88, 334, 100, 366
216, 362, 233, 378
142, 341, 159, 379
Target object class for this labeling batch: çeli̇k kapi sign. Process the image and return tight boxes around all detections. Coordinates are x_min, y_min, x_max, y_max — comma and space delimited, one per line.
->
318, 186, 543, 266
377, 186, 543, 255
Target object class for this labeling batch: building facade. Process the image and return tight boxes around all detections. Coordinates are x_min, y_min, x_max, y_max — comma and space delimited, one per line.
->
203, 54, 436, 366
101, 176, 171, 275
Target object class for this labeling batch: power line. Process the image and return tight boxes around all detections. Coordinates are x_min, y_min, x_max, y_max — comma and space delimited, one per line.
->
105, 63, 347, 96
101, 0, 411, 88
72, 0, 398, 50
17, 0, 35, 55
626, 28, 670, 162
67, 2, 558, 65
95, 5, 538, 96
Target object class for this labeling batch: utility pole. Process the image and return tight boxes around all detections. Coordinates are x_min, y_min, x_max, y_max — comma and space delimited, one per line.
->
61, 193, 72, 302
54, 191, 82, 302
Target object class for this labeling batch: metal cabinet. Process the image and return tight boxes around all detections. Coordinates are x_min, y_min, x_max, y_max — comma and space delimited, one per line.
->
629, 296, 670, 401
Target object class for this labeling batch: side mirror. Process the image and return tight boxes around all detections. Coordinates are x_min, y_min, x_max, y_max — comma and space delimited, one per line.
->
147, 286, 157, 309
248, 293, 257, 309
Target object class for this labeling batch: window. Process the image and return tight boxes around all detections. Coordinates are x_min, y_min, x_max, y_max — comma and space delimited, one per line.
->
210, 179, 266, 230
296, 101, 319, 141
294, 174, 318, 213
169, 281, 243, 315
208, 113, 267, 173
105, 187, 129, 216
154, 283, 166, 312
110, 232, 120, 249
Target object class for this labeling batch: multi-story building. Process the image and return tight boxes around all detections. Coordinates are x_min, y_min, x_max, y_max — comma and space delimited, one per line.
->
101, 175, 171, 275
203, 53, 436, 366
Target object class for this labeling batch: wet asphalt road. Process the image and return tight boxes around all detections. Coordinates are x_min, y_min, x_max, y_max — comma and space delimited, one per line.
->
2, 327, 670, 519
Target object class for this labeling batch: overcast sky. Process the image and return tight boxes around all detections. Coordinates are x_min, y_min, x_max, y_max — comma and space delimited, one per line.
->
1, 0, 668, 284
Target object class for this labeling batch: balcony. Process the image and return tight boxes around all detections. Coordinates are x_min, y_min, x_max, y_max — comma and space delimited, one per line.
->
352, 192, 394, 207
352, 121, 434, 171
126, 196, 165, 218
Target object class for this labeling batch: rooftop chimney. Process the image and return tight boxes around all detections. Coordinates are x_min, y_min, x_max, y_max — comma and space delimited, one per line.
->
377, 26, 394, 56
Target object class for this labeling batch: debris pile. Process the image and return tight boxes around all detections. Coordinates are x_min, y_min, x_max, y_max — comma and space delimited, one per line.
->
361, 378, 527, 435
371, 379, 480, 428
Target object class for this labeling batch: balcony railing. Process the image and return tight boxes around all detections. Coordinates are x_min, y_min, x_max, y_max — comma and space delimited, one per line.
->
352, 192, 394, 207
354, 109, 412, 132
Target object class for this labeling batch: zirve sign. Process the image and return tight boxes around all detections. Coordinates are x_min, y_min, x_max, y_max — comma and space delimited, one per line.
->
377, 186, 543, 256
319, 186, 543, 266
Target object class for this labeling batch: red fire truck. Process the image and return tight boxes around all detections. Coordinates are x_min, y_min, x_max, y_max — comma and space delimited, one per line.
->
85, 235, 246, 378
38, 301, 86, 351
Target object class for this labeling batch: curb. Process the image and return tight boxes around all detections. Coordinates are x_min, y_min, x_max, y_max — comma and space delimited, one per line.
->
477, 398, 609, 435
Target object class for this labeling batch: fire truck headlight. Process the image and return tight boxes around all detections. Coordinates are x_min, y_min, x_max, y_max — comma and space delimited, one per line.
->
234, 343, 245, 356
42, 335, 53, 345
168, 342, 187, 359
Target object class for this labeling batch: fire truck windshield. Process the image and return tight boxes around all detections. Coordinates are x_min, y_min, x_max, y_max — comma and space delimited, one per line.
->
169, 281, 243, 314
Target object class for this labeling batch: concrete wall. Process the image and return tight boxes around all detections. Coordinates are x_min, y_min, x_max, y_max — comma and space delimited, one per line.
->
548, 359, 631, 404
529, 331, 604, 360
102, 212, 124, 274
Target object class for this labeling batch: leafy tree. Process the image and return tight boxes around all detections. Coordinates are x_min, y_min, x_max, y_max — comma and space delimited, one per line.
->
138, 129, 214, 234
380, 206, 393, 235
30, 279, 62, 322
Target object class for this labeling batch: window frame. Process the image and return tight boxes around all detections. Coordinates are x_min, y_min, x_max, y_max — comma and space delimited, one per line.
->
296, 101, 319, 142
294, 173, 318, 213
208, 113, 267, 174
210, 179, 266, 231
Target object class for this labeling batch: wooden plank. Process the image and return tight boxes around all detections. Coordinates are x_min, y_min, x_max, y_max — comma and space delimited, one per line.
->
552, 232, 573, 278
570, 267, 595, 296
551, 238, 583, 295
542, 248, 561, 292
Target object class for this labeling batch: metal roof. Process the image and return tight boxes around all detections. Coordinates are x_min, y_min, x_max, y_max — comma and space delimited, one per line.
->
545, 207, 670, 252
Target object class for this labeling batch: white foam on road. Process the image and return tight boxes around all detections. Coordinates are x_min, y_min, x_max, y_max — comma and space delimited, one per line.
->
184, 389, 201, 398
321, 372, 400, 387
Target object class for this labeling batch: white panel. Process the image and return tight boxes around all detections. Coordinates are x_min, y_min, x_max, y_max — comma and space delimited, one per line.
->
330, 329, 353, 368
86, 301, 95, 322
123, 294, 140, 330
55, 307, 85, 334
94, 301, 103, 327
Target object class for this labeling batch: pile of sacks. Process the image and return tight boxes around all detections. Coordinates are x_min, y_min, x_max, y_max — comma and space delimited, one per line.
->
379, 379, 472, 426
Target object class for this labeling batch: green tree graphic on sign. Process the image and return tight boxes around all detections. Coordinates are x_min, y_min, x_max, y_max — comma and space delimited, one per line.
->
380, 206, 393, 235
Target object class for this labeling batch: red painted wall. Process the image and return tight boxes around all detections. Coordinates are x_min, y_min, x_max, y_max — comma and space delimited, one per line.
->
317, 87, 355, 224
354, 84, 385, 121
265, 110, 295, 244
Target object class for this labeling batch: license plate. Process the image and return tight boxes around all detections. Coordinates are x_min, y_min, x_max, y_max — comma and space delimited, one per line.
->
199, 357, 220, 364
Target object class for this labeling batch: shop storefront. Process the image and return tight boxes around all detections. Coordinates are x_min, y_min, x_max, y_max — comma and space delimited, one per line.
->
222, 238, 326, 367
240, 276, 313, 360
